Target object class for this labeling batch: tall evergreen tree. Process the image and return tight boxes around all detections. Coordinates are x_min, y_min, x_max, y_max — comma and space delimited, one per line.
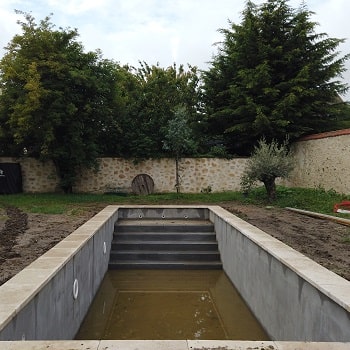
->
202, 0, 349, 155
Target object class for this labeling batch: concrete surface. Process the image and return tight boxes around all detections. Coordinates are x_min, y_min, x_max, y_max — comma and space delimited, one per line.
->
0, 340, 349, 349
209, 205, 350, 341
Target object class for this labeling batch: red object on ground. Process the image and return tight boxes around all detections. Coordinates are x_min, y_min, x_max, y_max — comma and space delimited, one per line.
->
333, 200, 350, 213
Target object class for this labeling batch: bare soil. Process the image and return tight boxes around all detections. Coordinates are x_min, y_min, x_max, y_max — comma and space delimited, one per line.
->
0, 203, 349, 285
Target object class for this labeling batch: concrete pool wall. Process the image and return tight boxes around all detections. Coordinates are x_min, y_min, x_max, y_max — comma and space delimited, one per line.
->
0, 206, 118, 340
209, 206, 350, 342
0, 205, 349, 349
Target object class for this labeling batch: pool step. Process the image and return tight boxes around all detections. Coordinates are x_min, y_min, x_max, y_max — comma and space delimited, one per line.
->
108, 219, 222, 270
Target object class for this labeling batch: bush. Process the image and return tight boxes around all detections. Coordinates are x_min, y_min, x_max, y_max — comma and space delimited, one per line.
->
241, 138, 294, 201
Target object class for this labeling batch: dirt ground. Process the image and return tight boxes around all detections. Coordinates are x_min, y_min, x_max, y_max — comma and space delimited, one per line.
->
0, 203, 349, 285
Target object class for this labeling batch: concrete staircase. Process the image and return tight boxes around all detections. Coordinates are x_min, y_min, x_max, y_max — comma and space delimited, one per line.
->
108, 218, 222, 269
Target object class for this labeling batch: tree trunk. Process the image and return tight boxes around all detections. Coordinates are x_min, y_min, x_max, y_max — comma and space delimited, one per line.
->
175, 156, 180, 193
263, 178, 276, 202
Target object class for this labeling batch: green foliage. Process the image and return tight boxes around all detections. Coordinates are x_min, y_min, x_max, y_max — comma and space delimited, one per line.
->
163, 105, 197, 158
332, 101, 350, 129
243, 186, 347, 214
118, 62, 202, 159
0, 12, 121, 192
0, 13, 203, 185
267, 186, 341, 212
202, 0, 350, 155
207, 144, 230, 158
163, 105, 197, 192
97, 63, 138, 157
241, 138, 294, 201
200, 186, 212, 194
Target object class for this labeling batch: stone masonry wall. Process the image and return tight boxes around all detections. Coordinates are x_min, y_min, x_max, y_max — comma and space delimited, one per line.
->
74, 157, 249, 193
0, 157, 59, 193
1, 129, 349, 194
285, 129, 350, 195
0, 156, 249, 194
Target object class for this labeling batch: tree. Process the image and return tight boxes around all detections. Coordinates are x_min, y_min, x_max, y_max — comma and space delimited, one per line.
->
0, 12, 120, 192
240, 138, 294, 201
118, 62, 202, 159
163, 105, 197, 192
202, 0, 350, 156
96, 63, 138, 157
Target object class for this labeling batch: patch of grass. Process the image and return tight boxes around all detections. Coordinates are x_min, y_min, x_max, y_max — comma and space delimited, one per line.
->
68, 207, 87, 216
0, 186, 347, 216
261, 186, 346, 214
29, 204, 68, 215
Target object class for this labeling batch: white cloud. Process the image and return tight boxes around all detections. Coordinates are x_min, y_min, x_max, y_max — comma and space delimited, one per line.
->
45, 0, 111, 15
0, 0, 349, 99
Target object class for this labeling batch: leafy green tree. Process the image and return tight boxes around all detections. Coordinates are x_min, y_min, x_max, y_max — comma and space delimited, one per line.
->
241, 138, 294, 201
97, 63, 139, 157
203, 0, 350, 156
0, 12, 120, 192
163, 105, 197, 192
119, 62, 202, 159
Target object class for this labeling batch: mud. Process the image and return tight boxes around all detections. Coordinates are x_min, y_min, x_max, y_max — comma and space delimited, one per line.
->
0, 203, 349, 285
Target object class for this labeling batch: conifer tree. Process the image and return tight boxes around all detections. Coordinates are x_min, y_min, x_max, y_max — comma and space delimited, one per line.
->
203, 0, 349, 155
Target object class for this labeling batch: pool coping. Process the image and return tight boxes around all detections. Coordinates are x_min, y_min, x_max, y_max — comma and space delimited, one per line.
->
0, 340, 349, 349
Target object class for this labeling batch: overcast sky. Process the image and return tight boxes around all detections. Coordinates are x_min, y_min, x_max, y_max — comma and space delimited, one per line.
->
1, 0, 349, 100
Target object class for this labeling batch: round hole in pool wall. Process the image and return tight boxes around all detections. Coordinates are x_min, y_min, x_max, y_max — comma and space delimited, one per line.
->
73, 278, 79, 300
184, 215, 188, 219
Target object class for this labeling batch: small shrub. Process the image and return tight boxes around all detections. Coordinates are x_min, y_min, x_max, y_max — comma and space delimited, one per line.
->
241, 138, 294, 201
201, 185, 212, 194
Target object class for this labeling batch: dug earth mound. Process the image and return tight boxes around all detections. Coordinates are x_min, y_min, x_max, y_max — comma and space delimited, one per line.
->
0, 203, 349, 285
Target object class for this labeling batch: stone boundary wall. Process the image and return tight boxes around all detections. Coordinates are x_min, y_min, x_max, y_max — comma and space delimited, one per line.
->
0, 128, 349, 194
286, 128, 350, 195
0, 157, 249, 194
75, 157, 249, 194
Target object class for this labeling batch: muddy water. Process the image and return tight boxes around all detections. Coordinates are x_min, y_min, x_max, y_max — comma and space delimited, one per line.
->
75, 270, 269, 340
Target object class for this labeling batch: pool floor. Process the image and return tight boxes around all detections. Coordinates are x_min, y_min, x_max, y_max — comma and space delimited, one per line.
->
75, 270, 269, 340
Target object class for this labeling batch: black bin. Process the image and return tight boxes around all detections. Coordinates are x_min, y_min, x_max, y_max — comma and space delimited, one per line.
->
0, 163, 23, 194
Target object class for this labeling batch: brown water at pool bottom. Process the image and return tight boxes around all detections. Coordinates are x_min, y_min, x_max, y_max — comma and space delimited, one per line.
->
75, 270, 269, 340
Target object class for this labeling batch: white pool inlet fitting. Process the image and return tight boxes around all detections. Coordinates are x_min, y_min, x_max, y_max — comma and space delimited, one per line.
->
73, 278, 79, 300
